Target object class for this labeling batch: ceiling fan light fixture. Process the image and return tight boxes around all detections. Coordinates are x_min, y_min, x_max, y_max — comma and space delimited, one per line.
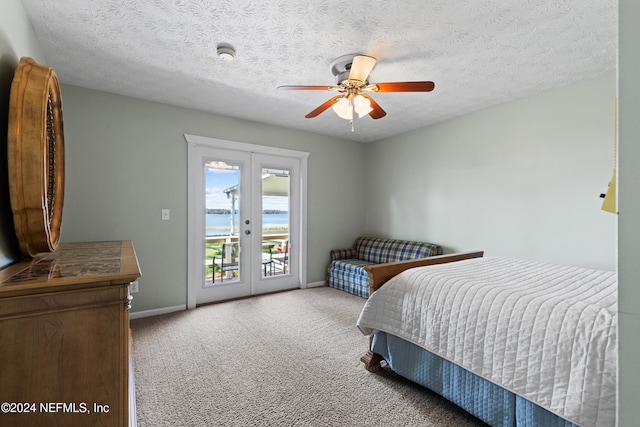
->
332, 97, 353, 120
353, 94, 373, 118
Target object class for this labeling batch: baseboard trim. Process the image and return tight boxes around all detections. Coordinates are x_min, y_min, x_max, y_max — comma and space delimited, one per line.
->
130, 305, 186, 320
306, 281, 326, 288
130, 285, 327, 319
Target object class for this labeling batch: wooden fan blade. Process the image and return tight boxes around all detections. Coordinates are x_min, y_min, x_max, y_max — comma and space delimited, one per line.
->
360, 94, 386, 119
305, 96, 341, 118
373, 81, 435, 92
277, 85, 337, 91
348, 55, 377, 83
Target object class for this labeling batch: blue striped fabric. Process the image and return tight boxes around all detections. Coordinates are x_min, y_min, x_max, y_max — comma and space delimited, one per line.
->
515, 397, 577, 427
330, 248, 357, 261
374, 333, 516, 427
327, 237, 442, 298
328, 259, 376, 298
355, 236, 442, 263
372, 332, 579, 427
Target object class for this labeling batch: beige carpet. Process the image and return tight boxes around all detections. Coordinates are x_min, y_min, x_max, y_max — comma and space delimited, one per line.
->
131, 287, 488, 427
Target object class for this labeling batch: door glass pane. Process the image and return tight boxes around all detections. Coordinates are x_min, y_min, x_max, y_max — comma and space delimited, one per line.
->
261, 168, 290, 279
204, 160, 241, 286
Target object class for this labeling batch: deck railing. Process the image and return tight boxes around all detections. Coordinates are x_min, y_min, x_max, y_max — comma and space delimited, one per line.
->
205, 232, 289, 244
205, 233, 289, 281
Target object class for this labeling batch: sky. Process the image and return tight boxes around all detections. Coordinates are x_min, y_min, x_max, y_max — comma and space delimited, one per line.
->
205, 165, 289, 212
205, 167, 238, 210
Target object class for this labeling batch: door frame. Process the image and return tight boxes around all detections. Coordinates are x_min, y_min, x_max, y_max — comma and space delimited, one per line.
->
185, 134, 309, 309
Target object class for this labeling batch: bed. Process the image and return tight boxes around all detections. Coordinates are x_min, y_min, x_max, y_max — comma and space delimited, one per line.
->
356, 253, 617, 427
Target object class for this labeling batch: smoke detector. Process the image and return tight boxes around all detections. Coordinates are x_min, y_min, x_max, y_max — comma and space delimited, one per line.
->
217, 45, 236, 61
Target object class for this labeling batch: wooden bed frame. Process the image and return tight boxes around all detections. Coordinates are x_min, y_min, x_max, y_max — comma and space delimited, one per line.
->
360, 250, 484, 372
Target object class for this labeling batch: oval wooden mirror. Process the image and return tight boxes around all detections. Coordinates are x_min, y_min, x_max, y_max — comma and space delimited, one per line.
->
7, 57, 65, 257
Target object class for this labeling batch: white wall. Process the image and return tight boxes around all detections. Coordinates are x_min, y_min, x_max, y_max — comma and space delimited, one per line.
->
365, 74, 617, 271
58, 85, 367, 312
0, 0, 46, 63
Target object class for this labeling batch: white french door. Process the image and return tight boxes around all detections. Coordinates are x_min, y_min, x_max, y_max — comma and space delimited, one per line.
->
186, 135, 308, 307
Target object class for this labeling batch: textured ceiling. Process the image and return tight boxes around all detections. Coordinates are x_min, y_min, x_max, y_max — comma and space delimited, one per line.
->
21, 0, 617, 143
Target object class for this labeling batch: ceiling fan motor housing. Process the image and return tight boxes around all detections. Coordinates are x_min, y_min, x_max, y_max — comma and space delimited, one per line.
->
330, 54, 367, 86
336, 70, 363, 85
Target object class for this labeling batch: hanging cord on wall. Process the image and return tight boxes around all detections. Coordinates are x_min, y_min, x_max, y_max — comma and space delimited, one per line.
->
600, 97, 617, 214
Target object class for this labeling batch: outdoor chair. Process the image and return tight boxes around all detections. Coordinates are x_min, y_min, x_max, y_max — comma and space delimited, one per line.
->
212, 242, 239, 283
270, 240, 289, 274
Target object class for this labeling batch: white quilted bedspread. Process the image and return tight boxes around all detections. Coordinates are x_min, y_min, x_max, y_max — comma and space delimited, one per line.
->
357, 257, 617, 427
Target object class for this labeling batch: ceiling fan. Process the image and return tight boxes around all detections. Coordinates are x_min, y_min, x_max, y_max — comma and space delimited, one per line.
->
278, 54, 435, 131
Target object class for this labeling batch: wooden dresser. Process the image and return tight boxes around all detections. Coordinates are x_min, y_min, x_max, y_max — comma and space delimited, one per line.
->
0, 240, 141, 427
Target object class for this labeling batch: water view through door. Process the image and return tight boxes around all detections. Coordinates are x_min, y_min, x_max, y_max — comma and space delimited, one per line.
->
188, 140, 303, 305
204, 164, 292, 285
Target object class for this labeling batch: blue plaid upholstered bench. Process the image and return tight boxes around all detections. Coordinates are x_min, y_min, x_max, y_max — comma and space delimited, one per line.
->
327, 236, 443, 298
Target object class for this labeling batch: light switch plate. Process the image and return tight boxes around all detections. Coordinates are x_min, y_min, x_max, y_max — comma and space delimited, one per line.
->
162, 209, 170, 220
